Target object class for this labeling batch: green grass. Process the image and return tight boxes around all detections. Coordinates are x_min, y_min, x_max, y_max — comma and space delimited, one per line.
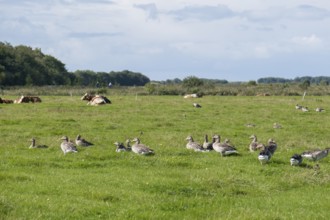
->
1, 95, 330, 219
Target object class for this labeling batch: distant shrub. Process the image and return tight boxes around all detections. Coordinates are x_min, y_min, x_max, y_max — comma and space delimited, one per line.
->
217, 90, 237, 96
182, 76, 204, 88
247, 81, 257, 86
284, 92, 301, 96
157, 88, 180, 95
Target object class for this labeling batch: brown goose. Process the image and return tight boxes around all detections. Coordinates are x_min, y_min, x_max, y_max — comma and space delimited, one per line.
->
301, 148, 329, 162
75, 135, 93, 147
125, 139, 132, 151
258, 148, 272, 165
290, 154, 303, 166
60, 136, 78, 154
131, 138, 154, 155
267, 139, 277, 155
186, 136, 205, 152
29, 138, 48, 149
273, 123, 282, 129
249, 134, 264, 152
315, 107, 325, 112
301, 106, 309, 112
212, 135, 238, 156
114, 142, 129, 152
193, 103, 202, 108
203, 134, 213, 150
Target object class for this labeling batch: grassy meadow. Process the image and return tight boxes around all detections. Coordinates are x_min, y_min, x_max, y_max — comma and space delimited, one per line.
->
0, 93, 330, 219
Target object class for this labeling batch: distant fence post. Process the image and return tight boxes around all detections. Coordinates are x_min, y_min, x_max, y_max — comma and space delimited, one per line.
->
302, 91, 307, 101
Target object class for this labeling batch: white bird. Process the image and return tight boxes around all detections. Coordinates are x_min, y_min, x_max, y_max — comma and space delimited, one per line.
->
75, 134, 93, 147
29, 138, 48, 149
290, 154, 303, 166
295, 104, 302, 110
186, 136, 205, 152
60, 136, 78, 154
131, 137, 154, 155
212, 135, 238, 156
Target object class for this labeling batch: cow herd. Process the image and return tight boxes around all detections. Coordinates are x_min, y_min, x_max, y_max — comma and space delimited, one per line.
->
0, 93, 112, 106
0, 95, 42, 104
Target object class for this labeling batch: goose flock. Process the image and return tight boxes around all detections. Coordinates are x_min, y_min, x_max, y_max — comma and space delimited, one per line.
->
184, 134, 329, 166
296, 104, 325, 112
28, 101, 329, 166
28, 133, 330, 167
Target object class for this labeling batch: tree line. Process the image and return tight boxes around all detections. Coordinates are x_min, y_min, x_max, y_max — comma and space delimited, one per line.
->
257, 76, 330, 85
0, 42, 150, 86
1, 42, 329, 87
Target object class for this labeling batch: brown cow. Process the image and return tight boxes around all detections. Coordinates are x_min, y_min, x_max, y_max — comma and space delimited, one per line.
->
14, 96, 42, 103
0, 97, 14, 104
81, 93, 111, 105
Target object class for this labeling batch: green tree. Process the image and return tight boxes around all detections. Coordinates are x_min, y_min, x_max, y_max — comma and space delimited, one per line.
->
182, 76, 204, 88
299, 80, 310, 90
247, 80, 257, 86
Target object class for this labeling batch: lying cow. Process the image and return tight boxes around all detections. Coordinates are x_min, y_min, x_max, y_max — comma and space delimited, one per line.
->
14, 96, 42, 103
0, 97, 13, 104
81, 93, 111, 106
184, 93, 201, 98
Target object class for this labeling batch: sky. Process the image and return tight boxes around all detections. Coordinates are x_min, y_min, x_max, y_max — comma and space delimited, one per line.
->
1, 0, 330, 81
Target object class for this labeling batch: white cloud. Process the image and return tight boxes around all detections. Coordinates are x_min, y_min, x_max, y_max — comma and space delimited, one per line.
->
291, 34, 323, 48
167, 4, 235, 21
1, 1, 330, 81
134, 3, 159, 20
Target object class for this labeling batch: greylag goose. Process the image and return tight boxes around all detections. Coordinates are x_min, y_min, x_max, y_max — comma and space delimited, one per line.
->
273, 123, 282, 129
295, 104, 302, 110
290, 154, 303, 166
114, 142, 129, 152
193, 103, 202, 108
212, 135, 238, 156
186, 136, 205, 152
301, 107, 309, 112
258, 148, 272, 165
29, 138, 48, 149
75, 134, 93, 147
249, 134, 264, 152
257, 138, 277, 155
60, 136, 78, 154
203, 134, 213, 150
131, 137, 154, 155
245, 123, 256, 128
125, 139, 132, 151
315, 107, 325, 112
301, 148, 329, 162
267, 139, 277, 155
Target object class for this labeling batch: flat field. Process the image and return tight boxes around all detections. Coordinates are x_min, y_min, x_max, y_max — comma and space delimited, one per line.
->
0, 95, 329, 219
